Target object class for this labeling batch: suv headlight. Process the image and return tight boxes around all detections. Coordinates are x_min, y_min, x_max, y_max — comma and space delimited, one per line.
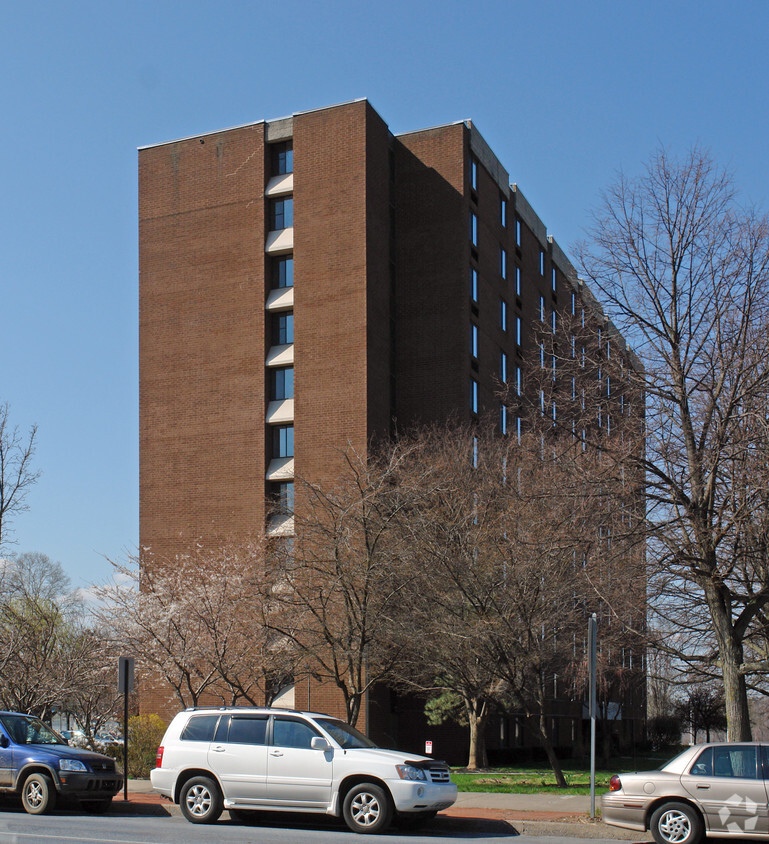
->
59, 758, 88, 772
396, 764, 426, 781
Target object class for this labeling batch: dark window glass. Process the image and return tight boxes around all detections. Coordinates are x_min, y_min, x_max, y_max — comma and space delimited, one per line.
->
469, 212, 478, 246
272, 718, 319, 750
470, 378, 478, 414
710, 745, 758, 779
272, 313, 294, 345
271, 142, 293, 176
272, 425, 294, 458
271, 197, 293, 230
214, 716, 230, 743
500, 298, 507, 331
470, 324, 478, 359
228, 716, 268, 745
270, 482, 294, 514
181, 715, 220, 742
270, 367, 294, 401
470, 267, 478, 302
500, 196, 507, 227
271, 256, 294, 289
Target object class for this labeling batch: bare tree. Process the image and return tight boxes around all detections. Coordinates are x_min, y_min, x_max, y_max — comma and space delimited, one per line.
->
266, 443, 420, 727
96, 540, 289, 710
0, 552, 82, 716
0, 402, 39, 553
578, 146, 769, 740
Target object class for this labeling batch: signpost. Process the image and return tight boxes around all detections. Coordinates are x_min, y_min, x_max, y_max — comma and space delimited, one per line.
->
588, 614, 597, 819
118, 657, 134, 802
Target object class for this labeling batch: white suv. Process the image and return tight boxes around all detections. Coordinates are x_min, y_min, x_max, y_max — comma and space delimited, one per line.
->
150, 706, 457, 834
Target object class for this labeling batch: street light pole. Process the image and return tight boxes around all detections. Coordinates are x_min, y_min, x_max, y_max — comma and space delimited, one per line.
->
588, 613, 597, 819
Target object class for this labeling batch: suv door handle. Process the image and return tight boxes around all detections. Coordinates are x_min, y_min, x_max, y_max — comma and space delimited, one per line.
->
270, 750, 284, 757
212, 745, 226, 752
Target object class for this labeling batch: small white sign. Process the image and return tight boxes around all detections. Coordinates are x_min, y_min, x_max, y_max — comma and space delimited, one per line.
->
425, 740, 433, 755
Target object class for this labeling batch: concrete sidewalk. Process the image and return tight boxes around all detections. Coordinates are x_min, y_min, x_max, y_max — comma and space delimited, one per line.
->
121, 780, 647, 838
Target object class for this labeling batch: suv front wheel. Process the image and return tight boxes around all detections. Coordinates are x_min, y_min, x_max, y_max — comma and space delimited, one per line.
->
342, 783, 392, 834
21, 772, 56, 815
179, 776, 223, 824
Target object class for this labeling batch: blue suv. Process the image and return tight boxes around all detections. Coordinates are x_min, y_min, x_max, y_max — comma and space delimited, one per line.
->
0, 711, 122, 814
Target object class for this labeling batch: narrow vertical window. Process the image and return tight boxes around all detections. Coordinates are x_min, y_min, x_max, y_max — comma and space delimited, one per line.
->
270, 197, 293, 230
500, 298, 507, 331
500, 351, 508, 383
470, 156, 478, 191
500, 404, 508, 435
516, 366, 522, 396
552, 266, 557, 292
540, 296, 545, 322
470, 323, 478, 359
516, 316, 521, 346
470, 211, 478, 247
500, 248, 507, 280
271, 255, 294, 289
540, 251, 545, 276
551, 310, 556, 334
500, 196, 507, 227
515, 266, 521, 297
472, 436, 479, 467
470, 378, 479, 414
571, 291, 576, 316
271, 141, 293, 176
515, 218, 521, 246
470, 267, 478, 302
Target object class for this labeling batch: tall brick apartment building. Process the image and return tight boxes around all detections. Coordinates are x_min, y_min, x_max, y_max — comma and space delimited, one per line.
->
139, 99, 644, 760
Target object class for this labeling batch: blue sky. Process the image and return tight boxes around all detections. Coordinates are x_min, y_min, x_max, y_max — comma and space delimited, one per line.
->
2, 0, 768, 587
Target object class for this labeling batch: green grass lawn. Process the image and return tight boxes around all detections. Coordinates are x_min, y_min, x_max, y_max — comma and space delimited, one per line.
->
451, 756, 664, 794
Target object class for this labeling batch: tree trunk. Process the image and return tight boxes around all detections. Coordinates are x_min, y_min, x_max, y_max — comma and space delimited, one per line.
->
702, 579, 752, 741
466, 710, 488, 770
534, 713, 567, 787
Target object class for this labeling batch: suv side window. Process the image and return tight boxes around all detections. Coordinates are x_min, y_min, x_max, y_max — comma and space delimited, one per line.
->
216, 715, 268, 745
272, 717, 320, 750
180, 715, 220, 742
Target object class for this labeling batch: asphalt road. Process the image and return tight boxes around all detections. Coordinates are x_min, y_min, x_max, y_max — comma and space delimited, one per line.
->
0, 807, 646, 844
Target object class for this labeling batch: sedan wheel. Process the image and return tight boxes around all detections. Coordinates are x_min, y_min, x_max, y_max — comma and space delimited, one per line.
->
650, 802, 704, 844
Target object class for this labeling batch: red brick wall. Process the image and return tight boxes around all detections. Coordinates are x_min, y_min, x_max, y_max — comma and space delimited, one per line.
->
139, 123, 267, 562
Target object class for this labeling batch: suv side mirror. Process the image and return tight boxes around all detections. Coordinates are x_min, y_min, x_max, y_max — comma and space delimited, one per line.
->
311, 736, 331, 752
0, 734, 9, 749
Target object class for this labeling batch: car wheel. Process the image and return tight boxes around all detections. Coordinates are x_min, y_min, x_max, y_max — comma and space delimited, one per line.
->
229, 808, 259, 824
179, 776, 223, 824
342, 783, 392, 834
397, 809, 438, 829
21, 772, 56, 815
82, 798, 112, 813
650, 801, 704, 844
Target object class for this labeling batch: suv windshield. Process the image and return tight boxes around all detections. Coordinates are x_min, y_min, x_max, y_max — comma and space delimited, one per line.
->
0, 714, 64, 746
316, 718, 378, 750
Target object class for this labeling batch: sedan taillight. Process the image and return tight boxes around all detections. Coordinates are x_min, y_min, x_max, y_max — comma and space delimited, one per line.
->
609, 774, 622, 791
155, 746, 164, 768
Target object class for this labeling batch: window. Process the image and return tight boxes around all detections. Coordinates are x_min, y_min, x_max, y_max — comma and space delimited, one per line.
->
500, 351, 507, 382
273, 717, 320, 750
271, 255, 294, 289
470, 156, 478, 191
689, 746, 758, 779
470, 267, 478, 302
270, 367, 294, 401
539, 342, 545, 369
499, 298, 507, 331
500, 248, 507, 279
181, 715, 219, 742
515, 218, 521, 246
270, 197, 293, 230
516, 416, 522, 443
551, 310, 556, 334
552, 267, 557, 292
270, 481, 294, 514
470, 323, 478, 359
540, 296, 545, 322
515, 266, 521, 297
272, 312, 294, 345
472, 436, 478, 467
516, 365, 522, 396
469, 211, 478, 246
540, 250, 545, 276
571, 291, 576, 316
500, 404, 508, 435
228, 716, 268, 746
470, 378, 479, 414
271, 141, 293, 176
500, 196, 507, 226
516, 315, 521, 346
272, 425, 294, 458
